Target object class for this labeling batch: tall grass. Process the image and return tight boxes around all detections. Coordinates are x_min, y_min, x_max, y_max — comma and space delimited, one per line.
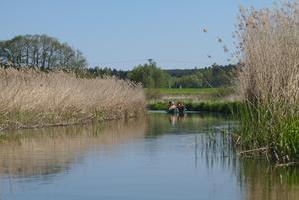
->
0, 68, 145, 130
235, 1, 299, 163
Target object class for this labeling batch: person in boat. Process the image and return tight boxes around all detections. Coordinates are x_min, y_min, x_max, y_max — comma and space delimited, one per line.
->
168, 101, 172, 108
168, 101, 177, 111
177, 102, 186, 113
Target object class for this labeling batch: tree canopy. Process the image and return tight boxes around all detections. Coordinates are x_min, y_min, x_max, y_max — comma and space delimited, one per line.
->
167, 64, 236, 88
128, 60, 171, 88
0, 34, 87, 70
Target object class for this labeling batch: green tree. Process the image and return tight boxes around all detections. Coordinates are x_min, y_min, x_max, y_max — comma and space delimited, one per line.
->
0, 34, 87, 70
128, 60, 170, 88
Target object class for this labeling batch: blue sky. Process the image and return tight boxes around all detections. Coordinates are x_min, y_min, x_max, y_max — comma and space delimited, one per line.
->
1, 0, 273, 70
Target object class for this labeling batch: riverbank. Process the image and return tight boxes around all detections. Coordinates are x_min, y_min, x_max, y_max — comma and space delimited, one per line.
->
0, 68, 146, 131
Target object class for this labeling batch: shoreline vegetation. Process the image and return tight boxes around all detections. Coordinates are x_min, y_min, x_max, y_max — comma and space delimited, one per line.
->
0, 68, 146, 131
148, 101, 240, 114
234, 1, 299, 164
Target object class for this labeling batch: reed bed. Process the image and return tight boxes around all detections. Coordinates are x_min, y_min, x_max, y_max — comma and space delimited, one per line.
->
0, 68, 146, 130
235, 1, 299, 163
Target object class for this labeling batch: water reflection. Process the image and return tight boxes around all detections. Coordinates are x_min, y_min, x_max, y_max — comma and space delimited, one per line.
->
0, 118, 146, 179
239, 159, 299, 200
0, 113, 297, 200
147, 113, 299, 200
147, 112, 231, 137
168, 113, 187, 125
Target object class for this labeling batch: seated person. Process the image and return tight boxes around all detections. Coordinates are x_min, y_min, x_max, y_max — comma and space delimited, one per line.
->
177, 102, 185, 112
168, 101, 177, 110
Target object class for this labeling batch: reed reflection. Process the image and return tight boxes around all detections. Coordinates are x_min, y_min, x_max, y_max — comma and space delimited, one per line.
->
0, 118, 146, 178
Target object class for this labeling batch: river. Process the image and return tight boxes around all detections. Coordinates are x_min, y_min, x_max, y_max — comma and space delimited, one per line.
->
0, 113, 298, 200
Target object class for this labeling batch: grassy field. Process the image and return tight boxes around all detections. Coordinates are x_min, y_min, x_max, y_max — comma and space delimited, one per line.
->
145, 87, 236, 103
145, 88, 221, 95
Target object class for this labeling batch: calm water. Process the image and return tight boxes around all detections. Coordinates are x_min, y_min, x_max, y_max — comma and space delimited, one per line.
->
0, 113, 298, 200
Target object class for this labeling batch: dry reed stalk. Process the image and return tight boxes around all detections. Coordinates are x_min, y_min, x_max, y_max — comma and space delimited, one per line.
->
0, 68, 146, 130
236, 1, 299, 109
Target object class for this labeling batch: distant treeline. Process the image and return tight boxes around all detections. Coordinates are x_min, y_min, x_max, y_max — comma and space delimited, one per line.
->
0, 62, 236, 89
85, 67, 128, 79
125, 60, 237, 88
165, 64, 237, 88
82, 61, 237, 88
1, 34, 237, 88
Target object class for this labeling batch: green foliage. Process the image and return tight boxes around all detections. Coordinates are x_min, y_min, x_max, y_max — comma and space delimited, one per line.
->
173, 72, 203, 88
67, 63, 237, 87
83, 64, 237, 89
279, 118, 299, 161
237, 102, 299, 163
147, 102, 168, 110
167, 64, 237, 88
128, 60, 171, 88
185, 101, 241, 114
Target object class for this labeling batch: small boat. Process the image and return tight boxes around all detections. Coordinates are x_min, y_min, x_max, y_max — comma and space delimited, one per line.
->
167, 108, 179, 114
167, 108, 186, 115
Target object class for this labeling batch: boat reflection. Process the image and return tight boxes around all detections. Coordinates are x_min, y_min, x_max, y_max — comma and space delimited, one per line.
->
169, 113, 187, 126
